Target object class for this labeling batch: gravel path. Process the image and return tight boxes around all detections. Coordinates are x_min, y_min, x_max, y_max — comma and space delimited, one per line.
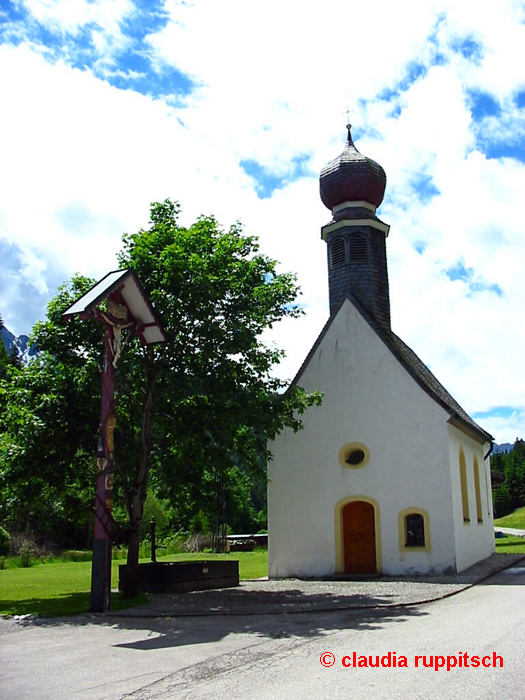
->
107, 552, 525, 618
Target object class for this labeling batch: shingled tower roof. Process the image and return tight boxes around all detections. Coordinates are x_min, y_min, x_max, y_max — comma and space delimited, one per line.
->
320, 126, 391, 325
320, 125, 387, 213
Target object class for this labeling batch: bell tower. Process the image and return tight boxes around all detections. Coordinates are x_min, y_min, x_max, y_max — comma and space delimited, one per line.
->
320, 125, 391, 328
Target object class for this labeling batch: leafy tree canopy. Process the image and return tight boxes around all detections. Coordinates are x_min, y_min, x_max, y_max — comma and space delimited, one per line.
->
116, 200, 319, 472
0, 278, 102, 545
1, 200, 322, 594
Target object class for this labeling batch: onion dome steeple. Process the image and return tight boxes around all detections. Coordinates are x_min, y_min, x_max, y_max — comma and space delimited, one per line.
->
320, 125, 391, 328
320, 125, 386, 215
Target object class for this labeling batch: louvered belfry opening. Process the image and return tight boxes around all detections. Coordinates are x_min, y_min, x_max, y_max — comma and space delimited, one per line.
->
349, 233, 368, 264
330, 237, 346, 267
320, 126, 391, 328
325, 226, 390, 326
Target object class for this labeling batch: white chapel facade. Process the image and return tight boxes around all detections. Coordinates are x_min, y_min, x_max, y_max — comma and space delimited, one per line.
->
267, 127, 495, 577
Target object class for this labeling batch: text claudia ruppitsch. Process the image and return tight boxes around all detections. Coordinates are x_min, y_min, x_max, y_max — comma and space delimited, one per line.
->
319, 651, 503, 671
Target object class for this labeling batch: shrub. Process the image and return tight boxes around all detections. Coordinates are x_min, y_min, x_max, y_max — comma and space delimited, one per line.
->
9, 532, 47, 557
19, 544, 32, 568
0, 526, 10, 557
61, 550, 92, 563
163, 533, 186, 554
185, 532, 213, 552
140, 491, 171, 541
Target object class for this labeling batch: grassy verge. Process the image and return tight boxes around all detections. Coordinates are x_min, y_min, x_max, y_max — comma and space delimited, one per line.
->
0, 550, 268, 617
494, 506, 525, 530
494, 534, 525, 554
156, 550, 268, 580
0, 559, 145, 616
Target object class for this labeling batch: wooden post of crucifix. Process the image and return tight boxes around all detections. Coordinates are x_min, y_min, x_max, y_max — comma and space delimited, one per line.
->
63, 269, 166, 612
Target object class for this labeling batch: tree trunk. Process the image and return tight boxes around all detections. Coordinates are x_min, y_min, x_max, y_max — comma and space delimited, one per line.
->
122, 493, 143, 598
121, 364, 157, 598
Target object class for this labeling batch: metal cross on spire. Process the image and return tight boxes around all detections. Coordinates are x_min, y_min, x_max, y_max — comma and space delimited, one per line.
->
343, 107, 354, 127
343, 108, 354, 142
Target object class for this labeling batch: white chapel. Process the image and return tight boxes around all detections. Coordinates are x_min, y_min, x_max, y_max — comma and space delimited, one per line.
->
267, 127, 495, 577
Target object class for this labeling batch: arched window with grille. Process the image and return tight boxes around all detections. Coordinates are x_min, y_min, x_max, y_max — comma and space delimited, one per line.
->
405, 513, 425, 547
398, 508, 430, 551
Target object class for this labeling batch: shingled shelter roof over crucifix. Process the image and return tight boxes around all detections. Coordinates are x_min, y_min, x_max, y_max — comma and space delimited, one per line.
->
63, 268, 167, 345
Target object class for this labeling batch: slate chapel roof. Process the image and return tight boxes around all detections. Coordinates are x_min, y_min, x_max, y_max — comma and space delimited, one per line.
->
290, 293, 493, 446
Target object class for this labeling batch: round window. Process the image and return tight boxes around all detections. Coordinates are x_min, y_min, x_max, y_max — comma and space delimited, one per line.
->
338, 442, 370, 469
345, 449, 365, 466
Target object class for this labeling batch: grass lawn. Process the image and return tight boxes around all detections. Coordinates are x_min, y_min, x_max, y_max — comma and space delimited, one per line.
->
494, 534, 525, 554
0, 549, 268, 617
494, 506, 525, 530
0, 559, 143, 617
157, 550, 268, 581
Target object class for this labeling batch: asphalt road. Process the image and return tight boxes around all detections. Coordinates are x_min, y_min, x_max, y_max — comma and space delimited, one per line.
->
1, 566, 524, 700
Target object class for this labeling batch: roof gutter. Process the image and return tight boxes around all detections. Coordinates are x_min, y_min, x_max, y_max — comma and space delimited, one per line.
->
447, 414, 493, 447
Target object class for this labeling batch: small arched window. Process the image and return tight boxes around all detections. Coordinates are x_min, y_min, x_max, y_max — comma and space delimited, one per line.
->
405, 513, 425, 547
474, 455, 483, 523
485, 462, 491, 517
398, 508, 431, 551
460, 447, 470, 523
349, 233, 368, 263
330, 237, 346, 267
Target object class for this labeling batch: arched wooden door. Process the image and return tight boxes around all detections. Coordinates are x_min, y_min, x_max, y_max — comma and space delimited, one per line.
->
342, 501, 376, 574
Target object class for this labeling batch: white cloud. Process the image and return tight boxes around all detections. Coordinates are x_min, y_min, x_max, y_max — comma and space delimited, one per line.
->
146, 0, 442, 169
21, 0, 134, 38
434, 0, 525, 98
1, 0, 525, 442
479, 411, 525, 446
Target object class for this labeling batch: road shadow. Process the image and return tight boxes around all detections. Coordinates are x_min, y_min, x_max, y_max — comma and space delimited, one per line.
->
4, 588, 428, 651
110, 603, 426, 652
115, 584, 408, 616
478, 564, 525, 587
0, 592, 91, 617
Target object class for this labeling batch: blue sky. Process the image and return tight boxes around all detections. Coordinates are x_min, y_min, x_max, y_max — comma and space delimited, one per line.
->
0, 0, 524, 442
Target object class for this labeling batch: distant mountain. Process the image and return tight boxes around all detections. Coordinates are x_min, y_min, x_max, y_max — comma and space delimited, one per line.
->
1, 326, 39, 364
493, 443, 513, 454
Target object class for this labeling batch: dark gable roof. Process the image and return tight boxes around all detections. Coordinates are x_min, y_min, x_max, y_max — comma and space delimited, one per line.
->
291, 293, 493, 445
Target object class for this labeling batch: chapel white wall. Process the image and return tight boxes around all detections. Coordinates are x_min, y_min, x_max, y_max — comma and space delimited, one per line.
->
447, 425, 495, 572
268, 299, 459, 578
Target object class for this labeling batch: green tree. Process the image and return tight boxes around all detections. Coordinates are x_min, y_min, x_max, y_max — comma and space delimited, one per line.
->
0, 355, 98, 544
491, 439, 525, 517
0, 277, 103, 544
0, 313, 10, 380
10, 200, 321, 596
513, 438, 525, 459
9, 344, 22, 370
113, 200, 321, 595
493, 483, 512, 518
